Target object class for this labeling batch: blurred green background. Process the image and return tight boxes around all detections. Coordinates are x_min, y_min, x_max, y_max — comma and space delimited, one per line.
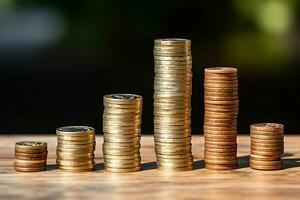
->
0, 0, 299, 134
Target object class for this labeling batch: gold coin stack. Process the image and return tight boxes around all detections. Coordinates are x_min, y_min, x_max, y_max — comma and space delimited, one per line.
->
14, 141, 47, 172
103, 94, 142, 173
250, 123, 284, 170
56, 126, 96, 172
153, 38, 193, 171
204, 67, 238, 170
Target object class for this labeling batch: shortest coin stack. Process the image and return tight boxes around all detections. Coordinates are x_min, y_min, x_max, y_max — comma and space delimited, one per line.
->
250, 123, 284, 170
15, 141, 48, 172
56, 126, 96, 172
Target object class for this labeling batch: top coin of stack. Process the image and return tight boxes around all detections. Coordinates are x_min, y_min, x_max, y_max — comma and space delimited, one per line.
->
15, 141, 47, 172
103, 94, 142, 173
250, 123, 284, 170
203, 67, 238, 170
153, 38, 193, 171
56, 126, 96, 172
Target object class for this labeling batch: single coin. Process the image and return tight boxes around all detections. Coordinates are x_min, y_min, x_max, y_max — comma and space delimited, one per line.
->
155, 38, 191, 46
57, 139, 95, 145
251, 142, 284, 148
157, 161, 193, 168
15, 141, 47, 149
250, 131, 284, 136
56, 126, 95, 136
15, 152, 48, 157
251, 138, 284, 144
60, 168, 94, 172
58, 165, 95, 170
251, 147, 283, 153
205, 163, 237, 171
105, 166, 141, 173
157, 165, 193, 171
250, 163, 282, 170
15, 166, 46, 172
205, 158, 237, 165
204, 137, 236, 143
155, 149, 191, 155
157, 153, 192, 159
205, 67, 237, 74
103, 150, 140, 156
14, 159, 46, 165
14, 163, 46, 168
250, 123, 284, 132
103, 142, 140, 148
56, 147, 94, 153
250, 154, 281, 161
15, 148, 47, 154
104, 163, 140, 169
204, 150, 236, 157
15, 155, 47, 161
251, 149, 282, 156
104, 154, 141, 160
250, 159, 282, 166
251, 134, 283, 140
104, 94, 142, 103
57, 135, 95, 141
154, 136, 191, 143
204, 125, 237, 131
57, 160, 95, 166
204, 147, 236, 154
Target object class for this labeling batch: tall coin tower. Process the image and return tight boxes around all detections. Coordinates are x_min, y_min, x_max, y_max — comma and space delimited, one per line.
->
204, 67, 238, 170
103, 94, 143, 173
153, 39, 193, 171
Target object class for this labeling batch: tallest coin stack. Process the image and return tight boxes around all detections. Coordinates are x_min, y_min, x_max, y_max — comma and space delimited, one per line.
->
153, 39, 193, 171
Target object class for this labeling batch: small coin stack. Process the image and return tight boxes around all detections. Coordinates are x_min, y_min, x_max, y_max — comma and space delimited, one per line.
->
250, 123, 284, 170
103, 94, 142, 173
153, 38, 193, 171
56, 126, 96, 172
204, 67, 238, 170
15, 141, 47, 172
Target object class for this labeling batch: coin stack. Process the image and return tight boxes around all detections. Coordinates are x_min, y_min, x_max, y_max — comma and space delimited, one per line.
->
56, 126, 96, 172
153, 38, 193, 171
103, 94, 142, 173
204, 67, 238, 170
14, 141, 47, 172
250, 123, 284, 170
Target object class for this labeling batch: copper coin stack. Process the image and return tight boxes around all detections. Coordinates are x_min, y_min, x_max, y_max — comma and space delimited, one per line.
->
15, 141, 47, 172
153, 38, 193, 171
250, 123, 284, 170
204, 67, 238, 170
56, 126, 96, 172
103, 94, 142, 173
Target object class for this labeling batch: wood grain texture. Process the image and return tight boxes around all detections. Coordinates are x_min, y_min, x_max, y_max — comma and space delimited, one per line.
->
0, 135, 300, 200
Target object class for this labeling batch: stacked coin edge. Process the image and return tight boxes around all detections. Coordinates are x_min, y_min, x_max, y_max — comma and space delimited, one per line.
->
250, 123, 284, 170
204, 67, 238, 170
56, 126, 96, 172
153, 38, 193, 171
103, 94, 142, 173
15, 141, 48, 172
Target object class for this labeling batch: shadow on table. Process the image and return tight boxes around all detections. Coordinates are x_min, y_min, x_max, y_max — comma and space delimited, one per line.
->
142, 162, 156, 170
237, 155, 250, 169
47, 164, 58, 171
193, 160, 204, 169
283, 157, 300, 169
95, 163, 104, 170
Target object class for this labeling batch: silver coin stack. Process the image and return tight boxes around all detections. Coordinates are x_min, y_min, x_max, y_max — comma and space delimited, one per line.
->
153, 38, 193, 171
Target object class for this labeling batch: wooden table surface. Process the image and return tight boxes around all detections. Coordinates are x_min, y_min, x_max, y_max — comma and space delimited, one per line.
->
0, 135, 300, 200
